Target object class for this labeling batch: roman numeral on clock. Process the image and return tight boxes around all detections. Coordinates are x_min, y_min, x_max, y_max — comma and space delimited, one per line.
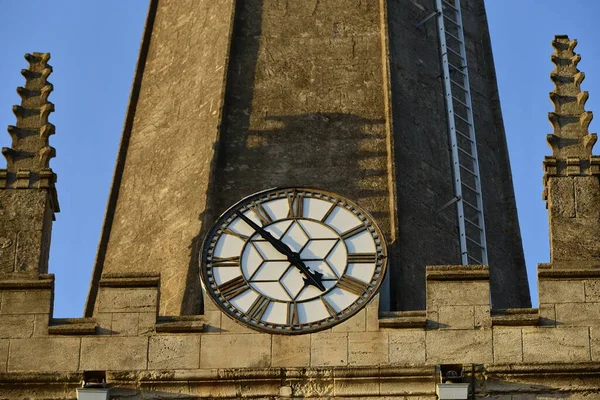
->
223, 228, 250, 241
347, 253, 377, 263
321, 297, 338, 318
218, 275, 248, 301
337, 275, 369, 296
340, 224, 368, 239
247, 295, 271, 321
288, 302, 299, 326
287, 191, 304, 218
249, 203, 273, 226
211, 256, 240, 267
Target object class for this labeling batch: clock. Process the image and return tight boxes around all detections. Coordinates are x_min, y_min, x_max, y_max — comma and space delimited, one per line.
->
200, 187, 388, 334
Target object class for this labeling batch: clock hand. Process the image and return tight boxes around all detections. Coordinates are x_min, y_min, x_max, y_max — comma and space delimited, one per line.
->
234, 210, 326, 291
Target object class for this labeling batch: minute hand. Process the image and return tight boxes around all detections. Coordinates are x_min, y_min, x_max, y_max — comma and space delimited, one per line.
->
234, 210, 325, 291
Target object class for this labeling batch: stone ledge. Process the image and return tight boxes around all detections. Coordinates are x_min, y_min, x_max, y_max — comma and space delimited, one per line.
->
539, 264, 600, 278
155, 316, 204, 333
105, 365, 436, 382
379, 310, 427, 328
0, 371, 82, 383
0, 274, 54, 289
48, 318, 97, 335
99, 273, 160, 287
426, 265, 489, 280
486, 361, 600, 375
492, 308, 539, 326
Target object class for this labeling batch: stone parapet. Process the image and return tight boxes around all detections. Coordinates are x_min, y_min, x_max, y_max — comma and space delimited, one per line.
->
1, 266, 600, 398
426, 265, 491, 329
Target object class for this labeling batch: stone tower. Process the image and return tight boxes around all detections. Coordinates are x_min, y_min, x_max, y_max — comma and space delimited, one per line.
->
10, 3, 600, 400
82, 0, 529, 318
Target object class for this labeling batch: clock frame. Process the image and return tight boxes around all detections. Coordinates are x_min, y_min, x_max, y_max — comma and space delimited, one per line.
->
200, 187, 388, 334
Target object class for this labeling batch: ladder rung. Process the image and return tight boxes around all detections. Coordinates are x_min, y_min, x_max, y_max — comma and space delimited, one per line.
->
446, 46, 463, 58
456, 129, 473, 142
441, 0, 459, 11
452, 95, 469, 108
466, 235, 485, 248
467, 254, 482, 264
454, 113, 471, 125
448, 62, 467, 75
445, 31, 462, 44
443, 14, 459, 26
465, 217, 483, 230
461, 180, 479, 194
462, 198, 480, 211
458, 146, 476, 159
460, 164, 478, 177
450, 79, 467, 91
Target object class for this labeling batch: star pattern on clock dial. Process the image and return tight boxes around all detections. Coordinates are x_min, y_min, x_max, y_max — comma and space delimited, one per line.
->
242, 219, 347, 302
201, 187, 388, 334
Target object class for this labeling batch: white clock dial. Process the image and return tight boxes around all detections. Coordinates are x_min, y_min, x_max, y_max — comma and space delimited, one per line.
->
200, 187, 388, 334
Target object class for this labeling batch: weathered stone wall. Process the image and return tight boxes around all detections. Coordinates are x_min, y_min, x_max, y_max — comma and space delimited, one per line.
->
1, 265, 599, 399
86, 0, 237, 316
86, 0, 529, 317
387, 0, 529, 311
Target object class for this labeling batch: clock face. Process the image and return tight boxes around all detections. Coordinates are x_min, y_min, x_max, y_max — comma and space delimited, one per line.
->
200, 187, 387, 334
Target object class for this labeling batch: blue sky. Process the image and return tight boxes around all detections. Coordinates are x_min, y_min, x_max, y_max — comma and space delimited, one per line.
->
0, 1, 598, 317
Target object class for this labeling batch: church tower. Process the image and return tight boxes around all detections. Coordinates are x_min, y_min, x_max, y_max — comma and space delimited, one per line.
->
14, 1, 600, 399
83, 0, 529, 318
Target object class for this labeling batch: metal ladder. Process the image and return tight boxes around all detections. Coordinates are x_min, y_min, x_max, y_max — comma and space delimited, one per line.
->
425, 0, 489, 265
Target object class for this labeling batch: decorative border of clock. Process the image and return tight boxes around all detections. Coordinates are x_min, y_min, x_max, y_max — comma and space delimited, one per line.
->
200, 187, 388, 334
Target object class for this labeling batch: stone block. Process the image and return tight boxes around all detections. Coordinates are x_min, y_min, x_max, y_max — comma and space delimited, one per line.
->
203, 310, 221, 334
556, 303, 600, 326
437, 306, 474, 329
426, 329, 492, 364
365, 299, 379, 331
539, 280, 585, 303
311, 332, 348, 367
334, 377, 379, 397
427, 281, 489, 308
111, 312, 139, 335
539, 304, 556, 326
220, 313, 255, 333
474, 306, 491, 328
80, 337, 148, 370
95, 313, 113, 335
548, 177, 575, 217
348, 332, 388, 366
33, 313, 49, 336
332, 309, 366, 332
574, 176, 600, 217
149, 335, 200, 369
522, 327, 590, 363
493, 328, 523, 363
271, 335, 310, 367
585, 279, 600, 302
0, 290, 51, 314
0, 315, 34, 338
591, 327, 600, 361
389, 330, 426, 364
200, 334, 270, 368
97, 287, 158, 313
0, 231, 17, 274
9, 337, 80, 372
380, 376, 433, 396
138, 312, 156, 335
0, 339, 8, 372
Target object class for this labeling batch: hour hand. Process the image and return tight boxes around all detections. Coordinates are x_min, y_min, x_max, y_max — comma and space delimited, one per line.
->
234, 210, 326, 291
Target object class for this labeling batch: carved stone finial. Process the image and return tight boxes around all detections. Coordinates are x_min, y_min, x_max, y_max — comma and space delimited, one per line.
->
2, 52, 57, 188
546, 35, 597, 159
